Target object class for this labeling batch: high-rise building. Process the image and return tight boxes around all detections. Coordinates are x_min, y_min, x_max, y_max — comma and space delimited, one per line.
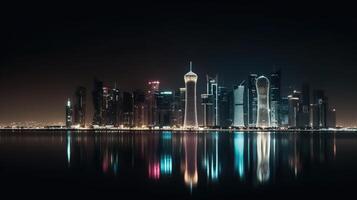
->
288, 91, 301, 128
122, 92, 134, 127
300, 83, 310, 128
327, 108, 336, 128
247, 74, 258, 127
311, 90, 328, 128
233, 83, 245, 127
218, 86, 232, 127
147, 81, 160, 127
183, 62, 198, 129
65, 98, 73, 128
201, 75, 219, 127
133, 89, 147, 127
157, 91, 174, 127
279, 97, 289, 127
107, 87, 121, 126
256, 76, 270, 127
172, 88, 185, 127
270, 70, 281, 127
73, 86, 86, 128
92, 79, 104, 126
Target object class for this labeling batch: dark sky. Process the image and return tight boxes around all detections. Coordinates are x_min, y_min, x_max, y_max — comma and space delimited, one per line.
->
1, 2, 357, 126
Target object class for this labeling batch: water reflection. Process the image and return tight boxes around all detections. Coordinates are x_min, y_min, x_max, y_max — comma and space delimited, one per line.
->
0, 131, 338, 190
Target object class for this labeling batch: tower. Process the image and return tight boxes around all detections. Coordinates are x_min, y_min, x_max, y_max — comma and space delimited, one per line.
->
73, 86, 86, 128
233, 82, 245, 127
183, 61, 198, 129
256, 76, 270, 128
270, 70, 281, 127
65, 98, 73, 128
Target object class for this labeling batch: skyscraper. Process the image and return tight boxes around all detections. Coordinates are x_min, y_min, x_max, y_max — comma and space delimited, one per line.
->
65, 98, 73, 128
218, 86, 232, 127
270, 70, 281, 127
172, 88, 185, 127
288, 91, 301, 128
107, 87, 121, 126
92, 79, 104, 126
73, 86, 86, 128
147, 81, 160, 127
183, 62, 198, 129
122, 92, 134, 127
133, 89, 147, 127
157, 91, 174, 127
256, 76, 270, 128
247, 74, 258, 127
300, 83, 310, 128
311, 90, 328, 128
233, 83, 245, 127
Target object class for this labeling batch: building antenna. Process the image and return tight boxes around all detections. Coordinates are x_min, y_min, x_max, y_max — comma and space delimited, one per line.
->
189, 61, 192, 71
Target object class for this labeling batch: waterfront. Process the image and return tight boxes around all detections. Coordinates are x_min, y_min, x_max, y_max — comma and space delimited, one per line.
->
0, 131, 356, 199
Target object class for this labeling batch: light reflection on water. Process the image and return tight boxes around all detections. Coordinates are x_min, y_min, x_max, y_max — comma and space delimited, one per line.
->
63, 131, 337, 187
0, 130, 345, 198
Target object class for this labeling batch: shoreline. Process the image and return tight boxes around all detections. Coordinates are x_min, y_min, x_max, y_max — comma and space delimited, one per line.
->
0, 128, 354, 133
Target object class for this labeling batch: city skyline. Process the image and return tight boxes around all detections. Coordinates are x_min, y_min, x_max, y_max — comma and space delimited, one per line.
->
1, 2, 357, 126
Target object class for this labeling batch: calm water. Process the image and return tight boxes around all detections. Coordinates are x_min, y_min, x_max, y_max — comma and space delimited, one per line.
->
0, 130, 357, 199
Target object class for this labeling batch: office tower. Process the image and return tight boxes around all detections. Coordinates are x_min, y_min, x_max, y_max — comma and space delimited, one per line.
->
146, 81, 160, 127
288, 91, 301, 128
157, 91, 174, 127
183, 61, 198, 129
270, 70, 281, 127
73, 86, 86, 128
256, 76, 270, 127
279, 97, 289, 127
247, 74, 258, 127
201, 93, 211, 127
133, 89, 147, 127
311, 90, 328, 128
300, 83, 310, 128
201, 75, 219, 127
233, 83, 245, 127
327, 108, 336, 128
92, 79, 104, 126
107, 87, 121, 126
122, 92, 134, 127
65, 98, 73, 128
172, 88, 185, 127
218, 86, 232, 127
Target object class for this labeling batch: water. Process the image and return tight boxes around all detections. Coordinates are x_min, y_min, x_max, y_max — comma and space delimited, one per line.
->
0, 130, 356, 199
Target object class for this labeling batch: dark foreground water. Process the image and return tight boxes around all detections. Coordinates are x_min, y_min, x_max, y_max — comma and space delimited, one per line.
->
0, 130, 357, 199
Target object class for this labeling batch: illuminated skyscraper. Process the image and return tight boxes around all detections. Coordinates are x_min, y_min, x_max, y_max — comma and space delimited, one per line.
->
201, 75, 219, 127
256, 76, 270, 128
270, 70, 281, 127
218, 86, 233, 127
288, 91, 301, 128
311, 90, 328, 128
300, 83, 310, 128
183, 62, 198, 129
65, 98, 73, 128
233, 83, 245, 127
73, 86, 86, 128
247, 74, 258, 127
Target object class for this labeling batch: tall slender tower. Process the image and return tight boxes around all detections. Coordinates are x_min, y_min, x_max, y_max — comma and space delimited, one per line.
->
256, 76, 270, 128
183, 61, 198, 129
65, 98, 73, 128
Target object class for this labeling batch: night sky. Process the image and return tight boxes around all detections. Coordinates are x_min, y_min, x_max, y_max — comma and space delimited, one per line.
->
1, 2, 357, 126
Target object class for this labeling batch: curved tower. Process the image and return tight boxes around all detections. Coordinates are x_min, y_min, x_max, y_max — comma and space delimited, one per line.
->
183, 61, 198, 129
256, 76, 270, 128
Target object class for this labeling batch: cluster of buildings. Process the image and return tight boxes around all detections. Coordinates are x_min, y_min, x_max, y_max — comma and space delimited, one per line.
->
65, 62, 336, 129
